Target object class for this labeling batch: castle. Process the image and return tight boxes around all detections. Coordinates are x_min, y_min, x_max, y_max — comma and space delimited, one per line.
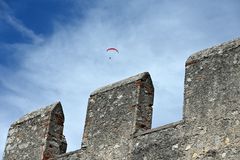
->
3, 38, 240, 159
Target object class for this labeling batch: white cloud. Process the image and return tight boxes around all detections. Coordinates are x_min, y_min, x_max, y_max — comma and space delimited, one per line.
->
0, 0, 43, 43
1, 0, 240, 156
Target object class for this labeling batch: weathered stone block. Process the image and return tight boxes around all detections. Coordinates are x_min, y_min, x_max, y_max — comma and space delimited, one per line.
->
3, 102, 66, 160
182, 38, 240, 159
81, 72, 154, 159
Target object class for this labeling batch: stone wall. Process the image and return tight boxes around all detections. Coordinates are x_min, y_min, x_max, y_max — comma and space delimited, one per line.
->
182, 38, 240, 159
132, 38, 240, 160
80, 72, 154, 160
55, 72, 154, 160
3, 38, 240, 159
3, 102, 66, 160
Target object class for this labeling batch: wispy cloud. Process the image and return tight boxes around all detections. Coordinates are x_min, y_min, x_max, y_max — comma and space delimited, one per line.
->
0, 0, 43, 43
1, 0, 240, 156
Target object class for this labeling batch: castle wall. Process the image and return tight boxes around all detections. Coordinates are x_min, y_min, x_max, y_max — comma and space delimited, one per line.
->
130, 39, 240, 160
181, 38, 240, 159
3, 102, 66, 160
80, 72, 154, 159
54, 149, 88, 160
132, 121, 185, 160
3, 38, 240, 160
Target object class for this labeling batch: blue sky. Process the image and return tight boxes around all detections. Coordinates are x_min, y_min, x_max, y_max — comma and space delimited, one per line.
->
1, 0, 240, 157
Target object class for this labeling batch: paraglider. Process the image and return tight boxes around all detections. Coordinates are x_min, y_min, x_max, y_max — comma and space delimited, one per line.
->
106, 48, 119, 53
106, 47, 119, 59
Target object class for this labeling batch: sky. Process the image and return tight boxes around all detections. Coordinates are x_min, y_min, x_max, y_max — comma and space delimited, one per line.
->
1, 0, 240, 157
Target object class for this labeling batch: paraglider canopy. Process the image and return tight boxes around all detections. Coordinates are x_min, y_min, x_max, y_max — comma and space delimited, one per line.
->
106, 48, 119, 60
106, 48, 119, 53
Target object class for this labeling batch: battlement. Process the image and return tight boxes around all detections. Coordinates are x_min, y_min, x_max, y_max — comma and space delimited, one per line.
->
3, 102, 67, 159
3, 38, 240, 159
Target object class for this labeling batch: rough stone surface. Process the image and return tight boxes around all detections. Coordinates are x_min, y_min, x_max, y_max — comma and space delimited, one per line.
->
133, 120, 186, 160
182, 38, 240, 159
80, 72, 154, 160
132, 38, 240, 160
3, 102, 66, 160
3, 38, 240, 159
